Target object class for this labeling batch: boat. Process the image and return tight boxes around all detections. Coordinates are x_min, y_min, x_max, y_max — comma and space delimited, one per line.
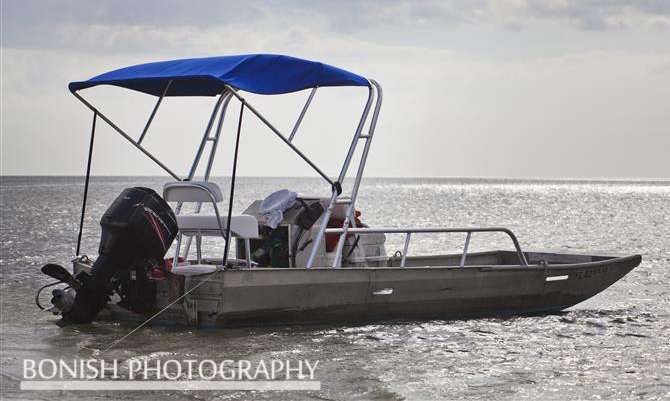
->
37, 54, 642, 328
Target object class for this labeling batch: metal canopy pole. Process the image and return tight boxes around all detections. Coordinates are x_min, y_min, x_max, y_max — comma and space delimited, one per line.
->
224, 84, 334, 187
71, 91, 181, 180
138, 79, 172, 145
335, 84, 375, 185
185, 90, 229, 181
289, 87, 317, 142
174, 90, 228, 259
331, 80, 383, 267
204, 94, 234, 180
75, 111, 97, 256
306, 83, 375, 268
181, 93, 234, 259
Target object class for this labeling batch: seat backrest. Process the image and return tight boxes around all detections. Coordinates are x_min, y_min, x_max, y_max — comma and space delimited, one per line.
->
163, 181, 224, 203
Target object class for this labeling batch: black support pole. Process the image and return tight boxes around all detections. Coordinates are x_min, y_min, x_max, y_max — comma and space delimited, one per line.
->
76, 111, 97, 256
222, 101, 245, 266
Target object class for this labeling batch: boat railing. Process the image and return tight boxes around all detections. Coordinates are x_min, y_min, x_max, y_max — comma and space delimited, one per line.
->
323, 227, 529, 267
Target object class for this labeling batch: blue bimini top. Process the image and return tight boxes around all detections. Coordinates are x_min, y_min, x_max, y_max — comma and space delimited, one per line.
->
68, 54, 369, 96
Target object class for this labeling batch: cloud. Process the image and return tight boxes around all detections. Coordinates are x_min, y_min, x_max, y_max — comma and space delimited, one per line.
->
1, 0, 268, 52
523, 0, 670, 30
2, 0, 669, 178
3, 0, 669, 54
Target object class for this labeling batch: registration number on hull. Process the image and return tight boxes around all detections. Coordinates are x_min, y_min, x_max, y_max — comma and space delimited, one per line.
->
575, 266, 608, 280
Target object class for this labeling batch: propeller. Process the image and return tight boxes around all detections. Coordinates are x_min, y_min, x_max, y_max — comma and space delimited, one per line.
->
41, 264, 82, 290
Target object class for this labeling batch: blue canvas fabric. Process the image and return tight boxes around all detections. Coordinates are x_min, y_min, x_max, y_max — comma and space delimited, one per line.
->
69, 54, 369, 96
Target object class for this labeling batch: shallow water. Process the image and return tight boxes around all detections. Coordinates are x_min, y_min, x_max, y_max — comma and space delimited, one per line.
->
1, 176, 669, 400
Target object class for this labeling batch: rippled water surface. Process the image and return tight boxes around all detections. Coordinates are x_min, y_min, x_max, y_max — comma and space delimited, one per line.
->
1, 176, 669, 400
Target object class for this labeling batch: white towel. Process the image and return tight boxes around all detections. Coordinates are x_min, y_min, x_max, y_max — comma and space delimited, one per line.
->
259, 189, 297, 229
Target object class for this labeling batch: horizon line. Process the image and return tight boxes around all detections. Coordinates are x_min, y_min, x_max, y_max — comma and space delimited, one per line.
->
1, 174, 669, 182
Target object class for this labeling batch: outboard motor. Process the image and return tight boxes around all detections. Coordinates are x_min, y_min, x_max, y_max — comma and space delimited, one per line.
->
42, 187, 178, 326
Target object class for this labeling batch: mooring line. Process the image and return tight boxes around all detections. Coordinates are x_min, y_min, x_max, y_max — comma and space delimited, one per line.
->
102, 268, 222, 353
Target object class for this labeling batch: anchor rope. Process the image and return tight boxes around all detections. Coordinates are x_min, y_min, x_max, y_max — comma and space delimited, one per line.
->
101, 267, 223, 352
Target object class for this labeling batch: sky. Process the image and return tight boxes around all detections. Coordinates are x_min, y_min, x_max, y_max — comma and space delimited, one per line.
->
1, 0, 669, 179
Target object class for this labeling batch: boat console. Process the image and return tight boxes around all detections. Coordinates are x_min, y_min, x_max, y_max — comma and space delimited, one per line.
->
239, 196, 386, 268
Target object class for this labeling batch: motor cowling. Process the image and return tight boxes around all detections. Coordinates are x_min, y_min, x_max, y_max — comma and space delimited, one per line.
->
52, 187, 178, 325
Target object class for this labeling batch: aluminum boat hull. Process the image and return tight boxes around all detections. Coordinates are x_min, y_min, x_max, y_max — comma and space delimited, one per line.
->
90, 251, 641, 328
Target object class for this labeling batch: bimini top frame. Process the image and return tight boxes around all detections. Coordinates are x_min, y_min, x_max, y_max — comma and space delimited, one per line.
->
69, 54, 383, 268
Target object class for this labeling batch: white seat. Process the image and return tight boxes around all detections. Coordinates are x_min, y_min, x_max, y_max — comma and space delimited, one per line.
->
171, 264, 218, 276
177, 214, 259, 238
162, 181, 259, 267
164, 181, 223, 203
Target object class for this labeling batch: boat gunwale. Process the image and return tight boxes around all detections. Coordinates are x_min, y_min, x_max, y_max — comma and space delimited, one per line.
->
185, 253, 641, 275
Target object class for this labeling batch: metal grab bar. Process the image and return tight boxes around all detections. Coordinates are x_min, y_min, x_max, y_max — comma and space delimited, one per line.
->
323, 227, 529, 267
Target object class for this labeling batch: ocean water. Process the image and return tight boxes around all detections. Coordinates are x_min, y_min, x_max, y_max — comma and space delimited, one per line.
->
1, 176, 669, 400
